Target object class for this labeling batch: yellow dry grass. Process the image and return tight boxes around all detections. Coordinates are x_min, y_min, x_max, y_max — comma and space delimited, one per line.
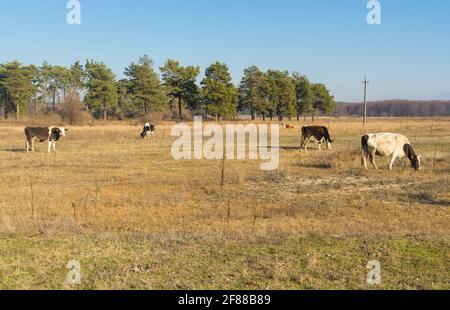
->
0, 117, 449, 289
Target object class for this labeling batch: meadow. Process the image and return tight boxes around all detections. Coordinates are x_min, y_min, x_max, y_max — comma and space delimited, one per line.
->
0, 117, 449, 289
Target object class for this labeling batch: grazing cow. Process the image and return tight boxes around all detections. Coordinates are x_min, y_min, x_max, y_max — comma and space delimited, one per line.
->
25, 127, 68, 153
140, 122, 155, 139
361, 133, 421, 171
300, 126, 333, 151
282, 123, 296, 129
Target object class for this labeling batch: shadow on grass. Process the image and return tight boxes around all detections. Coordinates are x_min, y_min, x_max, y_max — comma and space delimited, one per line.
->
414, 193, 450, 207
298, 163, 333, 170
278, 146, 302, 151
267, 146, 325, 151
0, 148, 25, 153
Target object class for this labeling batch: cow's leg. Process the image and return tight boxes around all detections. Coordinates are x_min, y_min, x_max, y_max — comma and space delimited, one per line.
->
26, 140, 30, 153
370, 151, 378, 169
48, 141, 52, 153
52, 142, 57, 152
327, 141, 333, 151
318, 142, 322, 151
306, 137, 316, 152
362, 150, 368, 170
389, 154, 398, 171
31, 139, 36, 152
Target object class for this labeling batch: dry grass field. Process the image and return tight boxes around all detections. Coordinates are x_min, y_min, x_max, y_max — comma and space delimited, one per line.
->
0, 117, 449, 290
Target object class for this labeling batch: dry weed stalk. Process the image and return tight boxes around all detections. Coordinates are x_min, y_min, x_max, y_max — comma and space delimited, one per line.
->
72, 202, 78, 228
29, 176, 35, 220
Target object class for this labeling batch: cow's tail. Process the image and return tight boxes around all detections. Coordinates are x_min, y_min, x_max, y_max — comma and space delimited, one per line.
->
361, 135, 370, 169
300, 126, 306, 147
24, 127, 32, 153
24, 127, 31, 143
324, 128, 333, 143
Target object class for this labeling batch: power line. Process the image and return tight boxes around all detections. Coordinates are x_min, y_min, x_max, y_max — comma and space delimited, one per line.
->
362, 76, 369, 125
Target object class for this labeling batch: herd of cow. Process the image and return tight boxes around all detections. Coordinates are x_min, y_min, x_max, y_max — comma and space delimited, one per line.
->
300, 125, 421, 171
22, 122, 421, 171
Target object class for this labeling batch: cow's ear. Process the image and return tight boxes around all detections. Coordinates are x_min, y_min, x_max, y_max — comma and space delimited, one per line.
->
65, 128, 69, 132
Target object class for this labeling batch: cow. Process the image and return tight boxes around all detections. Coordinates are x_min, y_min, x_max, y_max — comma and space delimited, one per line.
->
361, 133, 421, 171
282, 123, 297, 129
300, 126, 333, 152
25, 127, 68, 153
140, 122, 155, 139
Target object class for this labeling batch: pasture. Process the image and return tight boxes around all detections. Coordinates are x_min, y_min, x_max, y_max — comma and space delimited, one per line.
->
0, 118, 449, 289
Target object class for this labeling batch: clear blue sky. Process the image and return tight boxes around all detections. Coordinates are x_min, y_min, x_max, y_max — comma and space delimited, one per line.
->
1, 0, 449, 102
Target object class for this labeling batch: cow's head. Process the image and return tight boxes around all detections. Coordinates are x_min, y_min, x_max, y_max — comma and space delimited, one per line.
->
404, 144, 421, 171
141, 123, 150, 139
412, 155, 421, 171
50, 127, 68, 139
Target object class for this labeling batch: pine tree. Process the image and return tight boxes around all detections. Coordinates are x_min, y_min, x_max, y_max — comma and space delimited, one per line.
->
291, 72, 314, 121
238, 66, 270, 120
125, 55, 167, 115
84, 60, 118, 120
266, 70, 296, 121
48, 65, 71, 111
68, 61, 85, 100
35, 62, 53, 108
201, 62, 238, 120
311, 83, 335, 121
160, 59, 200, 120
0, 61, 37, 119
116, 79, 134, 114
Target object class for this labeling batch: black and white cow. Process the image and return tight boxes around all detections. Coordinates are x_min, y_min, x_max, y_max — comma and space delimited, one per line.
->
25, 127, 68, 153
300, 126, 333, 151
140, 122, 155, 139
361, 133, 421, 171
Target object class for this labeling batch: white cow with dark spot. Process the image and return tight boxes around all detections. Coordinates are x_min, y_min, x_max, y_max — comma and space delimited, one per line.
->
25, 126, 68, 153
140, 122, 155, 139
361, 133, 421, 171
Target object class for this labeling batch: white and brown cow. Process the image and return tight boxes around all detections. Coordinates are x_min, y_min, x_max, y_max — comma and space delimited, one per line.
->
25, 127, 68, 153
140, 122, 155, 139
361, 133, 421, 171
282, 123, 297, 129
301, 126, 334, 152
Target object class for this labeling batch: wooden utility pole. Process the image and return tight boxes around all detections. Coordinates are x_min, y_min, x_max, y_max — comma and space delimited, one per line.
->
362, 76, 369, 125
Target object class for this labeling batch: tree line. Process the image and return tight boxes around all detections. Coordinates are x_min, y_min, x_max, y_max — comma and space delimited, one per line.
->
0, 56, 335, 121
334, 100, 450, 117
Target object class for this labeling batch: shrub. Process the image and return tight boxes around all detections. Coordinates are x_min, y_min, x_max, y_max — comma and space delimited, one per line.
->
26, 113, 63, 126
139, 111, 165, 124
57, 98, 94, 125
